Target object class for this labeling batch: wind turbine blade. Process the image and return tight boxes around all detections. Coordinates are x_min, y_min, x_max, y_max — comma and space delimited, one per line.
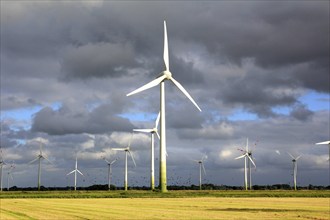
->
128, 133, 134, 149
155, 112, 160, 128
28, 157, 39, 164
67, 170, 75, 175
163, 20, 169, 71
126, 75, 167, 96
246, 138, 249, 152
133, 129, 153, 133
235, 154, 245, 160
316, 141, 330, 145
128, 151, 136, 167
296, 155, 302, 160
39, 142, 43, 155
77, 169, 83, 176
155, 131, 160, 140
170, 77, 202, 112
9, 173, 14, 181
247, 155, 256, 168
112, 148, 126, 151
104, 158, 110, 164
287, 152, 295, 159
110, 159, 117, 165
42, 155, 53, 165
202, 163, 206, 175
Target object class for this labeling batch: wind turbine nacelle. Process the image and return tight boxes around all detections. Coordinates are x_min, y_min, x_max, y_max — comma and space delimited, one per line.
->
161, 70, 172, 79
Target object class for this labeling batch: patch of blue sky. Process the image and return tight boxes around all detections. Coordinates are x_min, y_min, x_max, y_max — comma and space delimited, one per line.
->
1, 106, 43, 122
119, 112, 158, 122
1, 102, 62, 130
272, 106, 291, 115
227, 109, 257, 121
85, 101, 102, 112
51, 101, 62, 111
298, 91, 329, 111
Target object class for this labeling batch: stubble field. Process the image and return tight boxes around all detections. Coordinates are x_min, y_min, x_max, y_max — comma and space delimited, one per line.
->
1, 190, 329, 220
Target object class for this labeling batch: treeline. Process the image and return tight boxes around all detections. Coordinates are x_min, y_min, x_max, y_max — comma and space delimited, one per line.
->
3, 184, 330, 191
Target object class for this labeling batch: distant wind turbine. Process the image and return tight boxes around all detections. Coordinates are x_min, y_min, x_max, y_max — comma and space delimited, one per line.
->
235, 138, 256, 190
0, 147, 6, 192
29, 141, 52, 191
127, 20, 202, 192
287, 153, 302, 191
112, 135, 136, 191
193, 155, 207, 190
67, 156, 83, 191
133, 112, 160, 190
7, 163, 15, 191
316, 141, 330, 161
102, 156, 117, 190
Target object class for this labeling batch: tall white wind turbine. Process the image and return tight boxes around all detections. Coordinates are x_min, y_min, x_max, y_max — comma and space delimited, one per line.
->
112, 136, 136, 191
28, 141, 52, 191
133, 112, 160, 190
288, 153, 302, 191
193, 155, 207, 190
67, 156, 84, 191
0, 148, 6, 192
316, 141, 330, 161
102, 157, 117, 190
127, 21, 202, 192
235, 138, 256, 190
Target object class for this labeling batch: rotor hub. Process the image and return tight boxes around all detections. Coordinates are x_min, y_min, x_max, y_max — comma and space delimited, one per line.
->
163, 70, 172, 79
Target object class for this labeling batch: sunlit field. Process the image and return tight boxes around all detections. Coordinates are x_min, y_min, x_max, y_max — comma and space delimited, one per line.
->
1, 190, 329, 219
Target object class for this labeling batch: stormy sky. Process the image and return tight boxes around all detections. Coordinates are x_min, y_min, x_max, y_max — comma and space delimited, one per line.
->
1, 1, 329, 188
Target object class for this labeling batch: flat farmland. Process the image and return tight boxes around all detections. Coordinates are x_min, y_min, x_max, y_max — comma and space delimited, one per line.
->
1, 191, 329, 220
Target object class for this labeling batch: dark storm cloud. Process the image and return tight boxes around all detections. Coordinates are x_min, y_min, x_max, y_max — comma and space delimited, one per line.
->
61, 42, 137, 79
290, 104, 314, 121
31, 104, 134, 135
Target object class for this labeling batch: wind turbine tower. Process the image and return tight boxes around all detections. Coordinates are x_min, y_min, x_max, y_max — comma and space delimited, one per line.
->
112, 136, 136, 191
235, 138, 256, 190
133, 113, 160, 190
0, 148, 6, 192
194, 156, 206, 190
29, 141, 52, 191
288, 153, 302, 191
67, 156, 83, 191
103, 157, 117, 190
127, 21, 202, 192
7, 163, 15, 191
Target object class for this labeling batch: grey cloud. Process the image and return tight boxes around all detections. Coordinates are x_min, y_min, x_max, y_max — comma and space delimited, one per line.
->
61, 43, 137, 79
177, 121, 235, 140
31, 104, 134, 135
290, 104, 314, 121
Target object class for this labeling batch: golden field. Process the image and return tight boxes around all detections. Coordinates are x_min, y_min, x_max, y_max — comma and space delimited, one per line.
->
1, 197, 329, 220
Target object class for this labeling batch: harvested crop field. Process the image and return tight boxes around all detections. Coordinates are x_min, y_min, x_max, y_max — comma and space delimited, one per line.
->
1, 197, 329, 220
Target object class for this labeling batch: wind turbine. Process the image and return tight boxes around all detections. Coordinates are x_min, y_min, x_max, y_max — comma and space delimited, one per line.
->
112, 136, 136, 191
0, 148, 6, 192
6, 163, 15, 191
288, 153, 302, 191
67, 156, 83, 191
28, 141, 52, 191
102, 157, 117, 190
127, 20, 202, 192
133, 112, 160, 190
235, 138, 256, 190
316, 141, 330, 161
193, 155, 207, 190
